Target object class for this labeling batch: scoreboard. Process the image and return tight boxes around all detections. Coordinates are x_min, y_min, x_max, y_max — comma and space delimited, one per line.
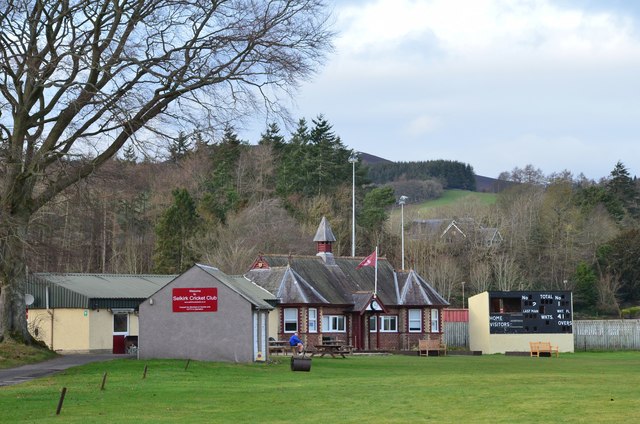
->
488, 291, 573, 334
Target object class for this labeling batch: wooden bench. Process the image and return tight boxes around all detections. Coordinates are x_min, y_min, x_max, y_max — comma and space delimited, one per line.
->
418, 339, 447, 356
529, 341, 559, 358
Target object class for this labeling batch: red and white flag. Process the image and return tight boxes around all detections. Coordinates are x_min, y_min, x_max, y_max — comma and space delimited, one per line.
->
356, 250, 377, 269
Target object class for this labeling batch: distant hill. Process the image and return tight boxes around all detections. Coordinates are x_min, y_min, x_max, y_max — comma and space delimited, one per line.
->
359, 152, 514, 193
475, 175, 518, 193
358, 152, 393, 165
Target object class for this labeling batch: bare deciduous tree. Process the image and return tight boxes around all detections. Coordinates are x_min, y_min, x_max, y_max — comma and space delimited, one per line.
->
192, 199, 312, 274
470, 261, 491, 294
596, 273, 621, 315
0, 0, 333, 343
492, 253, 527, 291
426, 256, 461, 303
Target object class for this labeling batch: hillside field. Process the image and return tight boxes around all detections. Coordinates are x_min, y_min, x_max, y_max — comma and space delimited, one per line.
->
390, 189, 498, 221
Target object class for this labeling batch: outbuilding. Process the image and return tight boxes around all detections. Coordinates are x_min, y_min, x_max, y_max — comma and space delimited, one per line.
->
25, 272, 176, 353
469, 290, 574, 354
138, 264, 275, 363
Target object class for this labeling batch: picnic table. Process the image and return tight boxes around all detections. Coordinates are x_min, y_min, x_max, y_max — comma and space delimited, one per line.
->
269, 340, 292, 355
311, 343, 352, 358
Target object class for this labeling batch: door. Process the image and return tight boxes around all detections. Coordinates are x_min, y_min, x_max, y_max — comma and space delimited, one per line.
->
112, 312, 129, 354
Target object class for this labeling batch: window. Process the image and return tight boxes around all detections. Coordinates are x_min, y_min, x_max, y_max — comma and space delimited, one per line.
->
380, 315, 398, 332
284, 308, 298, 333
308, 308, 317, 333
369, 316, 398, 332
113, 313, 128, 334
431, 309, 440, 332
408, 309, 422, 332
322, 315, 345, 332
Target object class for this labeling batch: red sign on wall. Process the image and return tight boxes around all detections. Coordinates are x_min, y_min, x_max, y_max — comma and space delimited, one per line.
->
172, 287, 218, 312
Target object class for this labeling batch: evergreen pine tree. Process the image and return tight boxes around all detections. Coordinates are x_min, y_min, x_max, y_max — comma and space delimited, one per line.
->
168, 131, 192, 162
572, 262, 598, 313
259, 123, 286, 150
199, 126, 245, 224
153, 188, 199, 273
122, 143, 137, 163
606, 161, 639, 218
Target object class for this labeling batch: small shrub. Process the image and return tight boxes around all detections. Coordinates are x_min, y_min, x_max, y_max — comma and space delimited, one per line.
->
620, 306, 640, 318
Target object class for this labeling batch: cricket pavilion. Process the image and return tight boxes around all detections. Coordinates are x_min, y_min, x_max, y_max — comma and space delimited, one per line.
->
244, 217, 449, 351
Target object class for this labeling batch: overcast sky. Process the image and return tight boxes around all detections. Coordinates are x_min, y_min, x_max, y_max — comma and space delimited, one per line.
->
245, 0, 640, 180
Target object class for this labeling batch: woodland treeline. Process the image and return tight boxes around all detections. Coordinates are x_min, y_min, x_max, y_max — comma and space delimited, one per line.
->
24, 118, 640, 317
368, 160, 476, 191
25, 116, 392, 274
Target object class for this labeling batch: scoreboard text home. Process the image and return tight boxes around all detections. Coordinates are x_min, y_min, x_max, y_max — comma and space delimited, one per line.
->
488, 291, 573, 334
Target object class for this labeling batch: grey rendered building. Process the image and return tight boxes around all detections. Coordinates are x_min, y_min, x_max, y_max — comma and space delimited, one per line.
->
139, 264, 275, 363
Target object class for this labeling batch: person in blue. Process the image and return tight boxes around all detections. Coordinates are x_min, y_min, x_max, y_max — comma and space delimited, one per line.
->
289, 332, 304, 355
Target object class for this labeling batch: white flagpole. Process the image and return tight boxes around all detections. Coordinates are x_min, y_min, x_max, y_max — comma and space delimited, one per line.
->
374, 245, 378, 296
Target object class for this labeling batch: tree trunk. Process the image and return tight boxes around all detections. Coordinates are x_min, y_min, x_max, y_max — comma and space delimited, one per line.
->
0, 214, 33, 344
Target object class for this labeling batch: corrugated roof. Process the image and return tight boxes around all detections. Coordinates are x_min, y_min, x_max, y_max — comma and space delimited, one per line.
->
26, 273, 177, 309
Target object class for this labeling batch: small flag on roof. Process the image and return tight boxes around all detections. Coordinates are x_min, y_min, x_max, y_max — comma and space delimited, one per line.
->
356, 249, 377, 269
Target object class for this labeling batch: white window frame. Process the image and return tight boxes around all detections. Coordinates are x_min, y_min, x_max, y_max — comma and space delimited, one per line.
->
284, 308, 298, 333
380, 315, 398, 333
431, 309, 440, 332
369, 315, 377, 332
322, 315, 346, 332
308, 308, 318, 333
408, 309, 422, 333
113, 312, 129, 335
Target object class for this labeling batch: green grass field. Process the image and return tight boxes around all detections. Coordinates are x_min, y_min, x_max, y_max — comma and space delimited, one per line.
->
390, 190, 498, 224
1, 352, 638, 423
413, 189, 497, 212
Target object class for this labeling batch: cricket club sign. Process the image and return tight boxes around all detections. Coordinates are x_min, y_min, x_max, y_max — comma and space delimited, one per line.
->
172, 288, 218, 312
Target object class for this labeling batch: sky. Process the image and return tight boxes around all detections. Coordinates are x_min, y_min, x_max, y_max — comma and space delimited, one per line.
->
244, 0, 640, 180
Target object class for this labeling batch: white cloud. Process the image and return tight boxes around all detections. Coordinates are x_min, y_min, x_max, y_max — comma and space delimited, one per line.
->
245, 0, 640, 180
337, 0, 638, 61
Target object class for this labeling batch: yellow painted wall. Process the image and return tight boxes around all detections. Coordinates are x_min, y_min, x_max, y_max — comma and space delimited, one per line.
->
469, 292, 490, 353
129, 314, 139, 335
28, 308, 140, 353
89, 309, 113, 351
27, 309, 92, 352
28, 309, 53, 348
268, 309, 279, 339
484, 333, 573, 353
54, 309, 90, 352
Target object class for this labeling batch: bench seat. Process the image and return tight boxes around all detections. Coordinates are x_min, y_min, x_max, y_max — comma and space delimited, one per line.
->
529, 341, 559, 358
418, 339, 447, 356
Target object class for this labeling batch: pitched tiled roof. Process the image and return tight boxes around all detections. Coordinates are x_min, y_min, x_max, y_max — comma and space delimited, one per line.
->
352, 292, 375, 312
247, 266, 329, 304
396, 270, 449, 306
245, 254, 448, 308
